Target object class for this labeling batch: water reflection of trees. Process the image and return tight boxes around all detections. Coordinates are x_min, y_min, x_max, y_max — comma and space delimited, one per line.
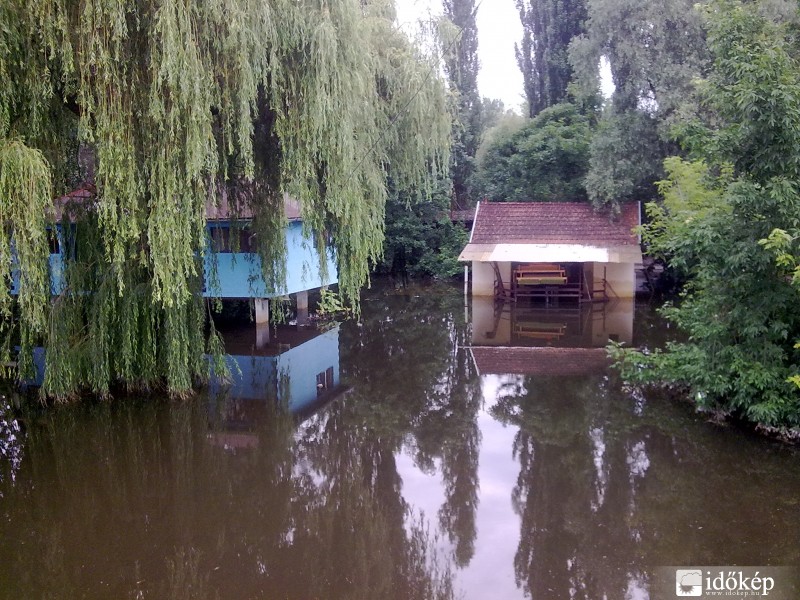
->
491, 374, 652, 599
490, 370, 800, 599
340, 289, 483, 567
0, 397, 454, 599
6, 290, 798, 599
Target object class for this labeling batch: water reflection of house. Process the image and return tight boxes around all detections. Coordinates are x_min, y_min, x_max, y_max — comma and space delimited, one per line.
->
470, 346, 610, 376
459, 202, 642, 302
471, 297, 634, 348
469, 289, 635, 378
206, 324, 345, 450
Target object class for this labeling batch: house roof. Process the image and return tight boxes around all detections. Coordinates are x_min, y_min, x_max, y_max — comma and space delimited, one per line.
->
459, 201, 642, 264
50, 185, 302, 223
470, 202, 639, 245
205, 191, 301, 222
469, 346, 610, 376
50, 184, 97, 220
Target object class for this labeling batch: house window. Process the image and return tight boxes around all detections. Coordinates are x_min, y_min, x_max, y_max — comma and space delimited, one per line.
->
47, 229, 60, 255
210, 225, 255, 253
316, 367, 334, 397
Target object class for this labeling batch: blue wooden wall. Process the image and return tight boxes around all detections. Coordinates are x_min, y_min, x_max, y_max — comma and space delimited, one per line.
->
10, 221, 338, 300
204, 221, 337, 298
10, 254, 64, 296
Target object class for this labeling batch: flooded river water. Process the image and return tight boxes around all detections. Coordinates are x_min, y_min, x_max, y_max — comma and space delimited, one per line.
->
1, 285, 798, 599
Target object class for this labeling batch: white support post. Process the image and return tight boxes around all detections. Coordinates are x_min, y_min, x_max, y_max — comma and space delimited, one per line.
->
464, 265, 470, 322
254, 298, 270, 348
254, 298, 270, 324
296, 290, 309, 325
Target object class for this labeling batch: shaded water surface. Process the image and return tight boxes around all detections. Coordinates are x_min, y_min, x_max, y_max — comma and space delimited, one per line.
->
1, 286, 798, 599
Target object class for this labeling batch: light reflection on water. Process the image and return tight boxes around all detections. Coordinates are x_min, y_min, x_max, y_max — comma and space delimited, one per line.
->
0, 285, 799, 599
0, 399, 24, 495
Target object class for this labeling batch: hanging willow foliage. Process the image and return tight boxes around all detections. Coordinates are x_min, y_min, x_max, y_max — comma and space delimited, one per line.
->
0, 0, 450, 398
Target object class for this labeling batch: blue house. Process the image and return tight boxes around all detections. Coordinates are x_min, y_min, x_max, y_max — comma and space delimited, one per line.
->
204, 194, 338, 328
9, 233, 65, 296
8, 185, 93, 297
11, 190, 338, 328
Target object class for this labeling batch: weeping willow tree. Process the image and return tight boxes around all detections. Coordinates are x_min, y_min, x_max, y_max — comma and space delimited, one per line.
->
0, 0, 450, 398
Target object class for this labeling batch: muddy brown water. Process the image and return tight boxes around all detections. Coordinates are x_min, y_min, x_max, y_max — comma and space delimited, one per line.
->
0, 284, 798, 599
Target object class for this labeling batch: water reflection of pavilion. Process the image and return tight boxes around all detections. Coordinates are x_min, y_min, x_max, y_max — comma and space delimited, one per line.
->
207, 323, 346, 449
468, 294, 647, 598
469, 295, 634, 375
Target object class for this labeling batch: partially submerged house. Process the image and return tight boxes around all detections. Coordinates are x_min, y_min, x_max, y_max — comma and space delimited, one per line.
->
458, 202, 642, 302
11, 190, 337, 331
204, 194, 337, 328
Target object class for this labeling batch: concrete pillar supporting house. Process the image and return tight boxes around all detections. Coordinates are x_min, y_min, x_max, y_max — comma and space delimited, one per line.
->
255, 298, 270, 324
254, 298, 270, 347
256, 323, 270, 348
296, 290, 309, 325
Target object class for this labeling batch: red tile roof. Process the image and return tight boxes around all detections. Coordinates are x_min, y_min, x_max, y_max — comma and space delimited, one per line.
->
470, 346, 610, 376
470, 202, 639, 246
49, 185, 301, 222
50, 184, 96, 221
205, 193, 301, 222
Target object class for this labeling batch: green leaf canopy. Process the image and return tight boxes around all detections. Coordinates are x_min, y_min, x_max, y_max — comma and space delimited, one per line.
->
0, 0, 450, 397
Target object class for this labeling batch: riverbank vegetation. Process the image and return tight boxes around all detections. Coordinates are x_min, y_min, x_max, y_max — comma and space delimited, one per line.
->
610, 1, 800, 431
446, 0, 800, 430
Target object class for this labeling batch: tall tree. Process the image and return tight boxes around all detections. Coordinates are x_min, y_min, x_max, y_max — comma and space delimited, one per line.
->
472, 103, 593, 202
442, 0, 482, 210
515, 0, 588, 117
569, 0, 709, 209
378, 180, 468, 281
0, 0, 450, 397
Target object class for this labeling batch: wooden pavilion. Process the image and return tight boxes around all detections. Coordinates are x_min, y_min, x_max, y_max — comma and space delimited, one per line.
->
458, 202, 642, 303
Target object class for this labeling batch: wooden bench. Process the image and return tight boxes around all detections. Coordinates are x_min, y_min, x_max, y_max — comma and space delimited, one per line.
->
514, 321, 567, 342
514, 263, 567, 286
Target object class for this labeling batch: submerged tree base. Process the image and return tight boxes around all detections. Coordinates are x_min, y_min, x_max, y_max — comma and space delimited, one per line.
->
611, 344, 800, 444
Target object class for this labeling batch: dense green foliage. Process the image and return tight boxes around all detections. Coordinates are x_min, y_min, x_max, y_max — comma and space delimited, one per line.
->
472, 103, 593, 202
611, 0, 800, 428
442, 0, 482, 210
378, 185, 468, 280
515, 0, 588, 117
0, 0, 450, 397
569, 0, 709, 209
0, 142, 52, 379
583, 109, 665, 209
